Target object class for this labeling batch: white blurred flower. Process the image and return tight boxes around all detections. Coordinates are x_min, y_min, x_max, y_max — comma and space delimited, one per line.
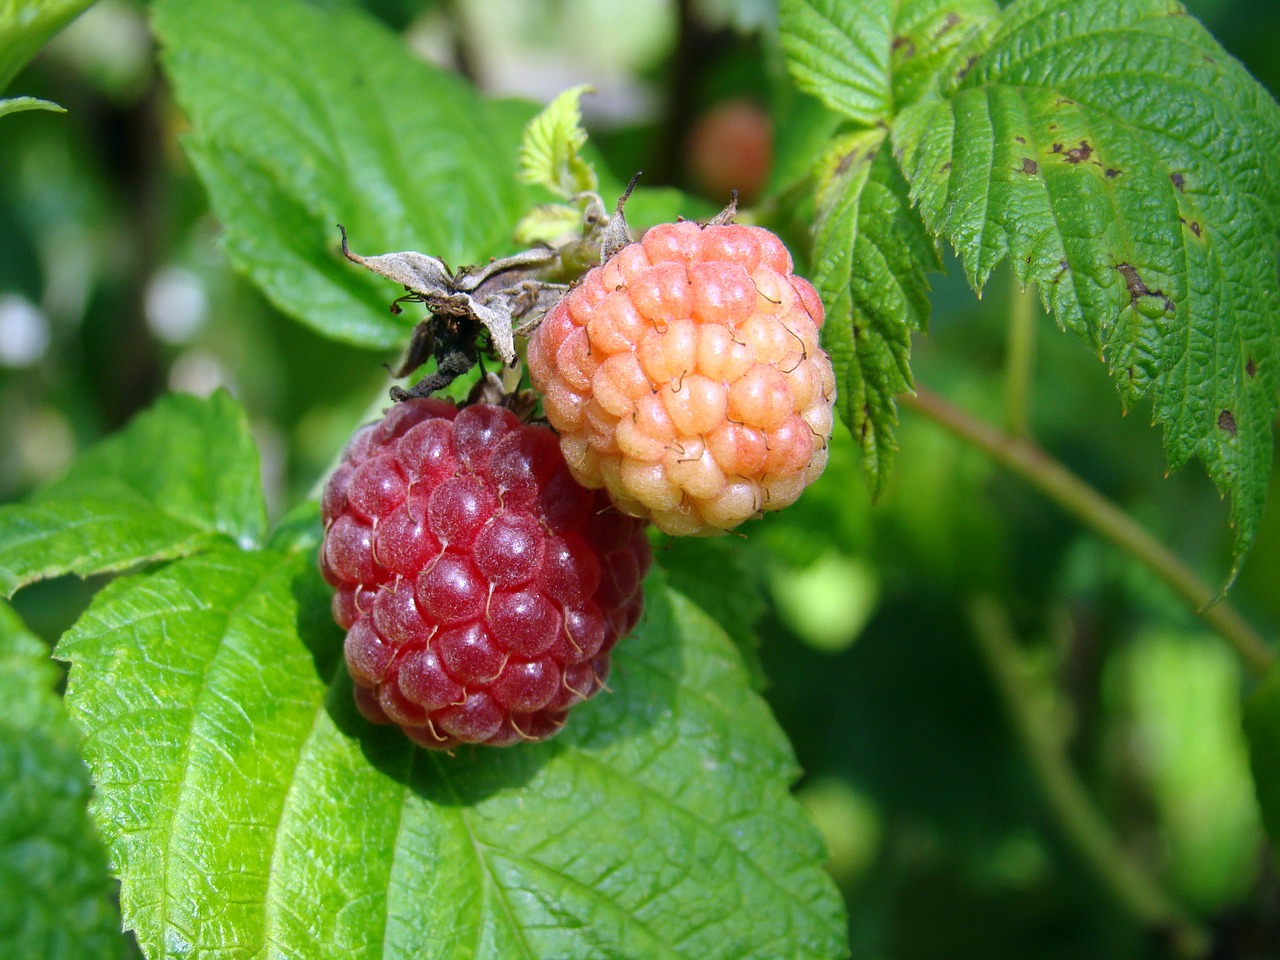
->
0, 294, 51, 367
169, 349, 229, 396
146, 266, 209, 344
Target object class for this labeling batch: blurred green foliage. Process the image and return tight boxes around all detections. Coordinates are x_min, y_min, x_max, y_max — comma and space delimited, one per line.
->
3, 0, 1280, 957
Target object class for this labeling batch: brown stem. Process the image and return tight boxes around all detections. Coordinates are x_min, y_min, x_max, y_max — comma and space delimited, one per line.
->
901, 386, 1275, 675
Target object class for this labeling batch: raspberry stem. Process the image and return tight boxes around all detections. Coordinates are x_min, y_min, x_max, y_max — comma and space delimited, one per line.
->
969, 598, 1211, 959
902, 385, 1274, 675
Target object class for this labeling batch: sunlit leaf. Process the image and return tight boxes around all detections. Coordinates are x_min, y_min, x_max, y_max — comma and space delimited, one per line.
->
153, 0, 534, 350
811, 129, 939, 495
0, 390, 265, 596
58, 549, 847, 959
892, 0, 1280, 578
780, 0, 998, 125
518, 83, 597, 198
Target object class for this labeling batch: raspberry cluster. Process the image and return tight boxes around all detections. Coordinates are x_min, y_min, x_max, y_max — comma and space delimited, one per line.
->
526, 219, 835, 535
320, 399, 650, 750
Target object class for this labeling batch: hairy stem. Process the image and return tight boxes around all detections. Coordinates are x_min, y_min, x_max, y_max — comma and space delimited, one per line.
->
901, 386, 1275, 675
968, 598, 1211, 959
1004, 280, 1038, 437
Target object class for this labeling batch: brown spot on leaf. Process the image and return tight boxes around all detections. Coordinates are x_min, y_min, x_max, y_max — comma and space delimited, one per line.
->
1190, 221, 1202, 238
1048, 123, 1059, 132
1055, 97, 1076, 106
1105, 168, 1121, 178
1014, 135, 1027, 145
835, 150, 858, 177
1218, 410, 1237, 435
1117, 263, 1150, 298
957, 54, 979, 81
1064, 141, 1093, 164
892, 35, 916, 58
1170, 172, 1185, 191
1020, 157, 1039, 175
1247, 357, 1257, 378
940, 160, 952, 173
1052, 260, 1070, 284
937, 12, 962, 36
1052, 142, 1064, 153
1115, 262, 1175, 313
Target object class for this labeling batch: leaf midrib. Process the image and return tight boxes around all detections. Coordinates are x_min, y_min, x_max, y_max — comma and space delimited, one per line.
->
260, 655, 349, 960
157, 552, 292, 956
430, 753, 537, 960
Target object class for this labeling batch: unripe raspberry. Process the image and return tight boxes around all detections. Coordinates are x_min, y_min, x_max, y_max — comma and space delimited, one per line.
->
527, 220, 835, 535
320, 399, 651, 750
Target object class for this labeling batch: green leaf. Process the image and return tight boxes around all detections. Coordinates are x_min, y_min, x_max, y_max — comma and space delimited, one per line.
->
0, 390, 266, 596
0, 602, 130, 959
517, 83, 597, 198
780, 0, 893, 125
1107, 630, 1262, 909
152, 0, 534, 350
658, 537, 766, 686
888, 0, 1000, 113
0, 0, 96, 91
812, 129, 939, 496
892, 0, 1280, 578
779, 0, 998, 126
1245, 665, 1280, 853
58, 551, 846, 959
0, 95, 65, 117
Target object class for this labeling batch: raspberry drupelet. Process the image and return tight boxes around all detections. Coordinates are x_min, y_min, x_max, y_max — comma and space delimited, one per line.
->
526, 219, 836, 536
320, 398, 651, 750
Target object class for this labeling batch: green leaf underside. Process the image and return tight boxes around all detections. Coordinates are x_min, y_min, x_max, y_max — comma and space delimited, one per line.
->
152, 0, 533, 351
1244, 667, 1280, 850
890, 0, 1280, 575
780, 0, 999, 126
57, 549, 845, 960
0, 602, 128, 959
812, 129, 940, 497
0, 391, 265, 596
0, 0, 96, 91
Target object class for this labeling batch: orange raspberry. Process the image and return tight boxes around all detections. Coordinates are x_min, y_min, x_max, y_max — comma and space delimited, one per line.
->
527, 219, 836, 535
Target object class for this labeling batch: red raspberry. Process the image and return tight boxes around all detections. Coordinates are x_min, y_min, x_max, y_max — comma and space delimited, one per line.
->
319, 398, 651, 750
526, 219, 836, 535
